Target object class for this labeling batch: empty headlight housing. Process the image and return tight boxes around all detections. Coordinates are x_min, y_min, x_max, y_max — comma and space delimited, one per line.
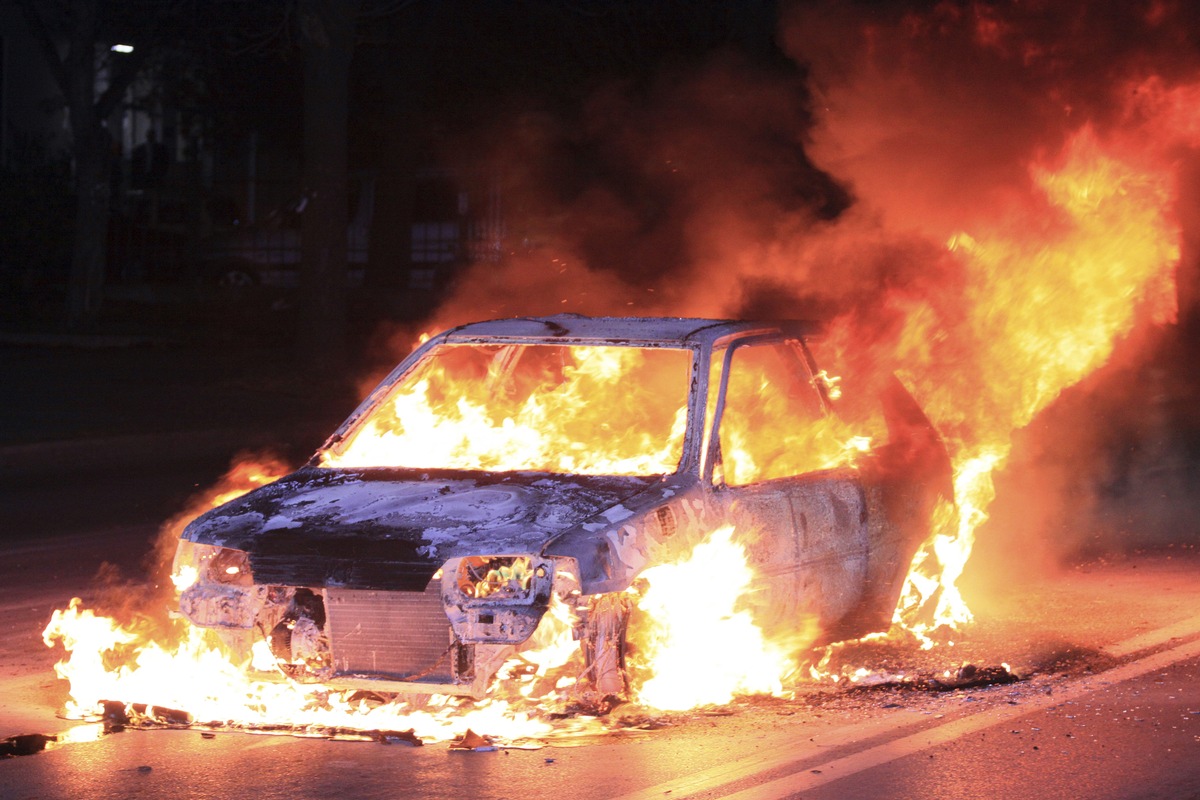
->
442, 555, 556, 644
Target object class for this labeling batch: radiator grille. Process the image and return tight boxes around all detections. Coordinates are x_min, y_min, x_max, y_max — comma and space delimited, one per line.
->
325, 580, 453, 682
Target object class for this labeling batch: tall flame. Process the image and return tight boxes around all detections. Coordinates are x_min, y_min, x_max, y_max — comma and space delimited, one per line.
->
881, 121, 1182, 640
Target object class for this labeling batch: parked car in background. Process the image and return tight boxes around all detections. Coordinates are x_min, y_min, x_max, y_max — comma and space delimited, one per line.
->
198, 168, 506, 295
173, 315, 952, 698
200, 174, 375, 288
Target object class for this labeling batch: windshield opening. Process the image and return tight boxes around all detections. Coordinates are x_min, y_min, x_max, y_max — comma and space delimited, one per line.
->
323, 343, 692, 476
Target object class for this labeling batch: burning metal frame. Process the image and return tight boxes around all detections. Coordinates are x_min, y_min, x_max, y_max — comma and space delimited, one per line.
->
173, 314, 952, 700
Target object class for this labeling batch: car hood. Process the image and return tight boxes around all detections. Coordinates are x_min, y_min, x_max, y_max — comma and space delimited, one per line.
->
182, 466, 657, 591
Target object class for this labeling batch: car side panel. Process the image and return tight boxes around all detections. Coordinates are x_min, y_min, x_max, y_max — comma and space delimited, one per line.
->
714, 471, 869, 642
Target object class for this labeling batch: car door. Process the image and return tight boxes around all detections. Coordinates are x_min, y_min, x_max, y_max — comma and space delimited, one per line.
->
706, 337, 871, 639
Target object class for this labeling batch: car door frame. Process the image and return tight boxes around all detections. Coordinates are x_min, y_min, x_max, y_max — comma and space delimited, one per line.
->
702, 333, 873, 638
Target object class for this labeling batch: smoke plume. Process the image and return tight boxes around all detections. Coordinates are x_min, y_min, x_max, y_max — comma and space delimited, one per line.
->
399, 0, 1200, 569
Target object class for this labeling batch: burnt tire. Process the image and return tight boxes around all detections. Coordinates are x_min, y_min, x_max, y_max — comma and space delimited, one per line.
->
581, 593, 632, 697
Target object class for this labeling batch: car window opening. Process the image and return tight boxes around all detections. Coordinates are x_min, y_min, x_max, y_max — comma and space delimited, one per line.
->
324, 343, 692, 476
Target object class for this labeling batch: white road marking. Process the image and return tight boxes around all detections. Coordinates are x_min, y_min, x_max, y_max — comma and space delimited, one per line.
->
1101, 610, 1200, 658
611, 710, 933, 800
720, 634, 1200, 800
616, 615, 1200, 800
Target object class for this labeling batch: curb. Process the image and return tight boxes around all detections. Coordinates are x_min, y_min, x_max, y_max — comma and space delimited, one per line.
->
0, 425, 328, 480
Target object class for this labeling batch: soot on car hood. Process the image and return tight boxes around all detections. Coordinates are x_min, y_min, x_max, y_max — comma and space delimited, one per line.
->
181, 466, 657, 591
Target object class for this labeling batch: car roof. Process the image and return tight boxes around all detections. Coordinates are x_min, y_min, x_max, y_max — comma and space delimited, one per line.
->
441, 314, 823, 346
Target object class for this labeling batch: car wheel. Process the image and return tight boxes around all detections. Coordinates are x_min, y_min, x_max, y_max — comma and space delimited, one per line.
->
581, 593, 632, 698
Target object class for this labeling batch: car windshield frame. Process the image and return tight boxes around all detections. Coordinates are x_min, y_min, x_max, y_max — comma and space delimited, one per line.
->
321, 338, 701, 478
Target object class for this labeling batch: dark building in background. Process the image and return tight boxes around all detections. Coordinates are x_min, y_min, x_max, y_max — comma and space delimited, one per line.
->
0, 6, 496, 315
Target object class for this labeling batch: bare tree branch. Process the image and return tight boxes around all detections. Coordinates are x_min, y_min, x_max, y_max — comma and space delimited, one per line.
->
15, 0, 70, 93
96, 48, 153, 118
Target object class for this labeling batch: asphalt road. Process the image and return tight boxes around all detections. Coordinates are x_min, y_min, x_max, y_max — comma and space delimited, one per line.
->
1, 461, 1198, 799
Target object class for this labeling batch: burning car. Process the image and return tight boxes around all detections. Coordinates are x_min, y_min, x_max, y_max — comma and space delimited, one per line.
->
174, 315, 951, 698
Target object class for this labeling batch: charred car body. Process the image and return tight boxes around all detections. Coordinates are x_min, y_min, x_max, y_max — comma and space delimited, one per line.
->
175, 315, 951, 697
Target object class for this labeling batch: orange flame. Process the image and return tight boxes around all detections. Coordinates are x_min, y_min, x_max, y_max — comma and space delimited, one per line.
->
879, 120, 1181, 643
628, 526, 799, 710
43, 520, 795, 739
42, 598, 564, 742
325, 344, 691, 476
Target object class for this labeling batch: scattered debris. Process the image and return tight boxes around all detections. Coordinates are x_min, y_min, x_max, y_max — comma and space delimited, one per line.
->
841, 663, 1022, 694
1025, 644, 1116, 677
372, 729, 422, 747
701, 707, 736, 717
547, 690, 627, 718
919, 664, 1021, 691
449, 729, 497, 752
99, 700, 193, 729
101, 699, 130, 732
38, 658, 1022, 756
1, 733, 57, 758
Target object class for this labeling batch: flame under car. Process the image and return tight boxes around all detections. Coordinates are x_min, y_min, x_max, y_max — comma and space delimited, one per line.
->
174, 315, 951, 698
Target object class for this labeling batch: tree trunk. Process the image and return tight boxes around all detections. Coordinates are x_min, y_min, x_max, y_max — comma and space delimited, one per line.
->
363, 4, 440, 321
66, 131, 112, 327
298, 0, 361, 376
64, 0, 111, 328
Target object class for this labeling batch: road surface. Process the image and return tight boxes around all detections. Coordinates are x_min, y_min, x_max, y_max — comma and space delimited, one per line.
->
1, 462, 1198, 800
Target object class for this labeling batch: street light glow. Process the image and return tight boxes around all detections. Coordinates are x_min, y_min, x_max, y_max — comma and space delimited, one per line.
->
111, 44, 134, 54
